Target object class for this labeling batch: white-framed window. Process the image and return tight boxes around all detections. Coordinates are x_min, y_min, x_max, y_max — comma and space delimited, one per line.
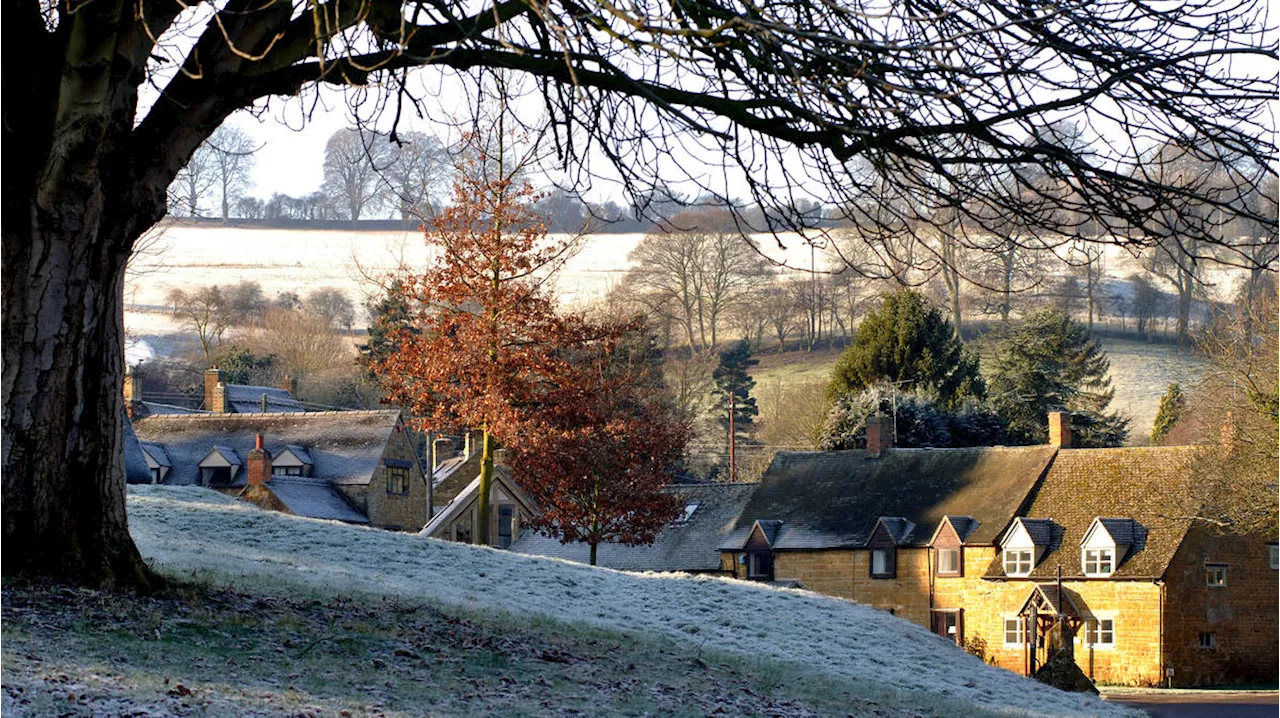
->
1003, 616, 1026, 647
1083, 548, 1114, 576
937, 547, 961, 576
1269, 544, 1278, 570
1082, 618, 1115, 648
1003, 549, 1034, 576
1198, 632, 1216, 649
1206, 564, 1228, 587
274, 465, 303, 476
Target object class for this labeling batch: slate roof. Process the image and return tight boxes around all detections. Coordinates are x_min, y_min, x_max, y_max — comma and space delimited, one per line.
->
133, 410, 405, 489
139, 442, 172, 467
943, 516, 979, 542
265, 476, 369, 524
432, 452, 481, 506
983, 447, 1200, 581
873, 517, 916, 546
123, 419, 154, 484
1007, 517, 1055, 546
512, 483, 758, 572
224, 384, 305, 413
724, 447, 1057, 550
1089, 517, 1138, 546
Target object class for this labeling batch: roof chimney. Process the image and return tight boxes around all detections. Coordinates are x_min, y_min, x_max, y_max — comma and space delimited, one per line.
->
204, 367, 225, 411
1048, 411, 1073, 448
866, 414, 893, 458
279, 373, 297, 396
247, 433, 271, 487
124, 367, 142, 419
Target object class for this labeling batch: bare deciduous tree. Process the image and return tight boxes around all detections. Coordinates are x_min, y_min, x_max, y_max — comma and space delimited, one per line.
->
323, 128, 395, 221
207, 126, 259, 222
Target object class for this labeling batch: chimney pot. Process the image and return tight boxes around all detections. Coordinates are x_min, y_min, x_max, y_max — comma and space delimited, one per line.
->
1048, 411, 1073, 448
279, 373, 297, 395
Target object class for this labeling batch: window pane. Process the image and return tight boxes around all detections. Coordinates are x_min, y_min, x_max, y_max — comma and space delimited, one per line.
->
873, 550, 885, 574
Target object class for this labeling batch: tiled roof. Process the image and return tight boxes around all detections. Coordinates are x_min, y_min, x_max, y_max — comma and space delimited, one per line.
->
133, 410, 403, 488
265, 476, 369, 524
727, 447, 1057, 550
513, 483, 757, 572
139, 442, 172, 467
983, 447, 1200, 581
281, 444, 314, 465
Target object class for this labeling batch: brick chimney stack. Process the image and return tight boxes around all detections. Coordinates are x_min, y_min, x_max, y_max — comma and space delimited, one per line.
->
204, 367, 225, 411
866, 415, 893, 458
247, 433, 272, 487
280, 373, 297, 395
1048, 411, 1073, 448
124, 367, 142, 419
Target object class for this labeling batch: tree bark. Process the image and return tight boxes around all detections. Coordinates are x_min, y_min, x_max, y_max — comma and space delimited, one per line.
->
3, 188, 162, 588
477, 429, 494, 546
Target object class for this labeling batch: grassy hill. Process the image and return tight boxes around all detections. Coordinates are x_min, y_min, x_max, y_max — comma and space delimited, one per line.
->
3, 487, 1137, 716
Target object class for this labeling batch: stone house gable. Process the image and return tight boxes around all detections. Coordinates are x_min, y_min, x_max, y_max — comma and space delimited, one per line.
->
421, 467, 536, 548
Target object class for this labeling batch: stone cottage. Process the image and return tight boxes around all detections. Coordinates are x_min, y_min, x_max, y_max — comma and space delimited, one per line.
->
131, 409, 430, 531
719, 413, 1277, 687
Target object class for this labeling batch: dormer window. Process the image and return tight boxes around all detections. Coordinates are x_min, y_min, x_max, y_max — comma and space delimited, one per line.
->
1083, 548, 1114, 576
1080, 517, 1137, 578
1004, 549, 1034, 576
999, 517, 1053, 578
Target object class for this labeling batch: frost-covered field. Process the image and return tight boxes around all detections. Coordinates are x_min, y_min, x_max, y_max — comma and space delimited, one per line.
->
120, 486, 1136, 717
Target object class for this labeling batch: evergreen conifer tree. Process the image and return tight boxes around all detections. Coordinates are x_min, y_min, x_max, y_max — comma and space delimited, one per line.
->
988, 310, 1129, 447
828, 289, 983, 410
359, 279, 414, 383
712, 340, 759, 438
1150, 383, 1185, 445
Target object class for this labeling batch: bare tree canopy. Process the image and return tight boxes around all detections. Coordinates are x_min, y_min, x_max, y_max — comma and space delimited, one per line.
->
3, 0, 1276, 585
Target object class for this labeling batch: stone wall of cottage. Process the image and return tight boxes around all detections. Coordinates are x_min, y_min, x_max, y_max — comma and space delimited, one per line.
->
335, 426, 429, 531
1160, 526, 1279, 687
726, 544, 1185, 687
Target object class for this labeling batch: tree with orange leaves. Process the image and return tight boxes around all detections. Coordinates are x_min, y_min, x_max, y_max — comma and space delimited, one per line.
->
512, 325, 689, 565
372, 147, 585, 546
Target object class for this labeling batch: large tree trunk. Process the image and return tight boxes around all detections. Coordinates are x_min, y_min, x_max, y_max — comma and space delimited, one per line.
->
3, 196, 161, 588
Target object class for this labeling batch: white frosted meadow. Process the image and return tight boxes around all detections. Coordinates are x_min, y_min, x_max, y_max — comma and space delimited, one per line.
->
128, 485, 1140, 718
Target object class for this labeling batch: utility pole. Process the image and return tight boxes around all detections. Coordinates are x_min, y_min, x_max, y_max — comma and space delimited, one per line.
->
728, 391, 736, 483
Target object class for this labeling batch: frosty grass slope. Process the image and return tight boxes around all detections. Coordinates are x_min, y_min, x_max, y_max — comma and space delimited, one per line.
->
128, 486, 1136, 717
